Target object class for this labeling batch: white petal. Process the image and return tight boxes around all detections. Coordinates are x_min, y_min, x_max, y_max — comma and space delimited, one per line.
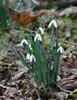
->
48, 20, 57, 28
29, 56, 32, 63
26, 53, 31, 61
33, 56, 36, 62
48, 21, 52, 28
34, 34, 39, 42
17, 39, 29, 47
51, 65, 53, 70
30, 55, 36, 62
57, 46, 64, 54
17, 43, 23, 47
21, 39, 29, 46
28, 44, 32, 50
34, 34, 42, 42
39, 27, 45, 35
52, 20, 57, 28
57, 75, 61, 82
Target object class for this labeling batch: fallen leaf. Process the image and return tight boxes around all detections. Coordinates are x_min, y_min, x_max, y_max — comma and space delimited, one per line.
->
13, 10, 52, 27
12, 72, 24, 81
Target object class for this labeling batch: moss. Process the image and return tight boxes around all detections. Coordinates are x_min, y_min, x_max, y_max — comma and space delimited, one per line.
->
0, 55, 6, 58
73, 94, 77, 100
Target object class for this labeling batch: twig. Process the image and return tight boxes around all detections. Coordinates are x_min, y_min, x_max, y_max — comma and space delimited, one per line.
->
58, 85, 72, 94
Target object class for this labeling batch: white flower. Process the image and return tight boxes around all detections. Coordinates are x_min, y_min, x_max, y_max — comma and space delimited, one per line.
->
26, 53, 31, 61
48, 20, 57, 28
57, 46, 64, 54
30, 55, 36, 62
34, 34, 42, 42
26, 53, 36, 62
39, 27, 45, 35
20, 39, 29, 46
17, 39, 32, 50
17, 39, 29, 47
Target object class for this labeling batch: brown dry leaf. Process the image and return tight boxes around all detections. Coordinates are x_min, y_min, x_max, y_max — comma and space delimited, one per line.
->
0, 61, 8, 66
3, 1, 59, 27
58, 74, 77, 94
68, 59, 77, 67
0, 85, 17, 99
13, 10, 52, 27
11, 72, 24, 81
9, 93, 15, 98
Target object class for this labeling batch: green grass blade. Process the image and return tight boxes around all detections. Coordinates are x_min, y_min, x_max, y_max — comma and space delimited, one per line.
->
11, 47, 32, 72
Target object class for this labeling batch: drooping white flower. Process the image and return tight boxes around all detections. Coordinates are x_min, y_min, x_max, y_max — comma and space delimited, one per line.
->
26, 53, 36, 62
30, 55, 36, 62
57, 46, 64, 54
34, 34, 42, 42
20, 39, 29, 46
48, 20, 57, 28
26, 53, 31, 61
17, 39, 29, 47
17, 39, 32, 50
39, 27, 45, 35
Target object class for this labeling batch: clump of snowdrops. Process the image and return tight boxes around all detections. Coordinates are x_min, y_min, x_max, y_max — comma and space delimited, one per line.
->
12, 19, 64, 86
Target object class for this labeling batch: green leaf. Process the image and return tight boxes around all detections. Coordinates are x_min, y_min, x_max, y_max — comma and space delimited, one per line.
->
11, 47, 32, 72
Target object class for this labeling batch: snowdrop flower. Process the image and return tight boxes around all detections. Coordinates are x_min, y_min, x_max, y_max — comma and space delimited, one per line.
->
20, 39, 29, 46
48, 20, 57, 28
26, 53, 31, 61
34, 34, 42, 42
26, 53, 36, 62
39, 27, 45, 35
17, 39, 32, 50
17, 39, 29, 47
57, 46, 64, 54
30, 55, 36, 62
